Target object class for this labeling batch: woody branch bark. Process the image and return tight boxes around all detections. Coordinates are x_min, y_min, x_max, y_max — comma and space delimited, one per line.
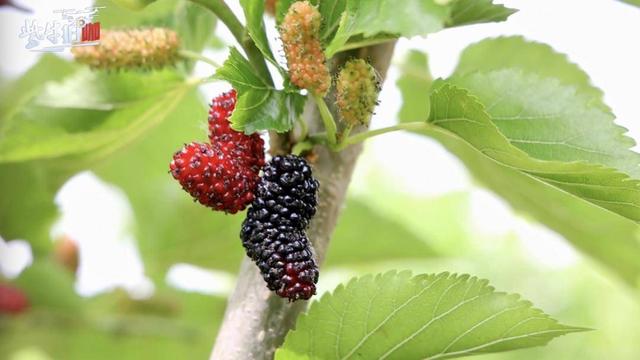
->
210, 41, 397, 360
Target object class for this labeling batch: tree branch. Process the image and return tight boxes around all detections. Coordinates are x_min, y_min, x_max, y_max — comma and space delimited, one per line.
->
210, 41, 397, 360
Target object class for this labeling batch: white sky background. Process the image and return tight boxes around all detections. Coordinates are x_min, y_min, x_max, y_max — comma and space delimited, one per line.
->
0, 0, 638, 296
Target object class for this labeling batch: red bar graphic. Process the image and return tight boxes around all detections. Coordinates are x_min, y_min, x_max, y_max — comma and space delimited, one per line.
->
81, 22, 101, 42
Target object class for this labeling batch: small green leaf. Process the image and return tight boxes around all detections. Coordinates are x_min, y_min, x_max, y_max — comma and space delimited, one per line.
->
449, 70, 640, 178
215, 48, 305, 133
240, 0, 279, 66
453, 36, 604, 101
397, 50, 433, 123
325, 0, 449, 56
277, 272, 585, 359
446, 0, 517, 27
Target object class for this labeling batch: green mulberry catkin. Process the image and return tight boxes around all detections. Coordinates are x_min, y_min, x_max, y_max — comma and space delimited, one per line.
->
279, 1, 331, 96
71, 28, 179, 70
336, 59, 381, 126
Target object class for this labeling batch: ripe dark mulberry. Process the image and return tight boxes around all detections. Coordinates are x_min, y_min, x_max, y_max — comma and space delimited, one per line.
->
170, 142, 259, 213
208, 90, 265, 172
241, 155, 320, 301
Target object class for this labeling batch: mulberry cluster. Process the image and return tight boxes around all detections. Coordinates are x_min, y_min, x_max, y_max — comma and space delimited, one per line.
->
170, 90, 265, 213
336, 59, 380, 126
241, 155, 320, 301
279, 1, 331, 96
72, 28, 179, 70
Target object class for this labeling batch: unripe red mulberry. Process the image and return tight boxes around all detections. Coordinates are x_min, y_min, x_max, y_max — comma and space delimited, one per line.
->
336, 59, 380, 126
0, 284, 29, 315
208, 90, 265, 172
241, 155, 320, 301
279, 1, 331, 96
72, 28, 179, 70
170, 142, 259, 213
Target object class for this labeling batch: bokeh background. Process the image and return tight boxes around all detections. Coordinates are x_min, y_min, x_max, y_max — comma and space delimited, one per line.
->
1, 0, 640, 359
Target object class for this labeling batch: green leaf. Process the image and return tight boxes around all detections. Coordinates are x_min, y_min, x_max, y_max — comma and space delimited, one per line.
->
421, 84, 640, 285
619, 0, 640, 7
215, 48, 305, 133
36, 68, 183, 110
325, 0, 449, 56
325, 199, 437, 266
0, 91, 189, 164
448, 70, 640, 178
240, 0, 279, 66
397, 50, 432, 123
453, 36, 604, 101
174, 1, 218, 53
446, 0, 517, 27
277, 272, 584, 359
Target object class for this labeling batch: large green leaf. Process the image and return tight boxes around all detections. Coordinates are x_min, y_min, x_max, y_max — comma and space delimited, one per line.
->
397, 50, 432, 123
453, 36, 604, 102
277, 272, 584, 359
449, 70, 640, 178
215, 48, 305, 133
0, 82, 189, 164
446, 0, 517, 27
325, 0, 449, 56
420, 84, 640, 285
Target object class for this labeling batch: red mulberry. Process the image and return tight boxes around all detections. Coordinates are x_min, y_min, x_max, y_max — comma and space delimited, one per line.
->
0, 284, 29, 315
170, 142, 259, 213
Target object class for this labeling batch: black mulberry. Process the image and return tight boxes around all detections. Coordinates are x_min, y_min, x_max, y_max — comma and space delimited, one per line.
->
241, 155, 320, 301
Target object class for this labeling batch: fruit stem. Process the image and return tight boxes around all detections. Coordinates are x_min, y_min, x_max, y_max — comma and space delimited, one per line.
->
189, 0, 273, 86
179, 49, 221, 68
335, 121, 430, 151
291, 141, 314, 156
297, 115, 309, 140
312, 94, 337, 147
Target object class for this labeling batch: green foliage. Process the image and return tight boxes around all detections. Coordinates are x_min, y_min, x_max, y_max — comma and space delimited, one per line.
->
277, 272, 584, 359
448, 70, 640, 178
240, 0, 279, 68
325, 0, 449, 56
446, 0, 517, 27
454, 36, 603, 100
110, 0, 157, 10
397, 50, 432, 123
215, 48, 305, 133
619, 0, 640, 6
423, 84, 640, 285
